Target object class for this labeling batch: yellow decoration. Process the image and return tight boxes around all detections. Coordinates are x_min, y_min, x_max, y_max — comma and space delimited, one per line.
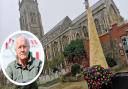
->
86, 5, 108, 68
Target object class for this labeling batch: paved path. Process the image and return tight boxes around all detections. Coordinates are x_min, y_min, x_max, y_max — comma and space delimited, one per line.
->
39, 82, 60, 89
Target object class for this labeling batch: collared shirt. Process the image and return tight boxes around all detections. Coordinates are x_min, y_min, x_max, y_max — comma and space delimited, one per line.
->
6, 57, 42, 83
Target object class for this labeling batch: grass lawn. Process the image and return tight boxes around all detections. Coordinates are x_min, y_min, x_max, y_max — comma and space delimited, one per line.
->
48, 80, 88, 89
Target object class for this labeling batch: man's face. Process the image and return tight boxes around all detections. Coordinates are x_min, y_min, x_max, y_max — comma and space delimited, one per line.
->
16, 37, 29, 61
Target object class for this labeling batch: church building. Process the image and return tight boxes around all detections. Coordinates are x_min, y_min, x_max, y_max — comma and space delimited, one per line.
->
19, 0, 127, 71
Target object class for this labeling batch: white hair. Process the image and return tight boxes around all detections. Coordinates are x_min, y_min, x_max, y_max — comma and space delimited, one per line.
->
15, 35, 30, 49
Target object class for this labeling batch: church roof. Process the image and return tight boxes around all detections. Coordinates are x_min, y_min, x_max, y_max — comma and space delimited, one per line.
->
44, 0, 107, 36
51, 16, 71, 31
44, 16, 72, 37
72, 0, 106, 25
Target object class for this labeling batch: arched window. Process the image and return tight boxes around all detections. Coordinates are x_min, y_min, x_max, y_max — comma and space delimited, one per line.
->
30, 12, 37, 24
76, 33, 80, 39
62, 36, 69, 49
94, 19, 102, 35
44, 48, 48, 60
22, 16, 24, 26
20, 16, 23, 29
83, 26, 88, 37
109, 5, 118, 24
53, 42, 58, 57
47, 46, 51, 59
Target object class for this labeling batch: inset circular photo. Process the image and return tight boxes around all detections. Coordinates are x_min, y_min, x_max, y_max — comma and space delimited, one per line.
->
0, 31, 45, 86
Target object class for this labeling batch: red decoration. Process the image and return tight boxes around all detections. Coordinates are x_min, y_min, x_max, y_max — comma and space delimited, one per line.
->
83, 65, 112, 89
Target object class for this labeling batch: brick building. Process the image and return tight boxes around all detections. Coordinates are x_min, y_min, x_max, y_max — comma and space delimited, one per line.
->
84, 22, 128, 66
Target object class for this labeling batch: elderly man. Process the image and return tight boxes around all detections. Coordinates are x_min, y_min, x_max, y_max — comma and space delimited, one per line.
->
6, 35, 42, 84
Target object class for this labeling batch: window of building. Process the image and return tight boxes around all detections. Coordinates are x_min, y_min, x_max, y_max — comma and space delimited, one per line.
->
62, 36, 69, 49
21, 16, 25, 27
30, 12, 37, 24
47, 46, 51, 59
110, 5, 118, 24
76, 33, 80, 39
94, 19, 102, 35
53, 42, 58, 57
83, 26, 88, 37
121, 36, 128, 58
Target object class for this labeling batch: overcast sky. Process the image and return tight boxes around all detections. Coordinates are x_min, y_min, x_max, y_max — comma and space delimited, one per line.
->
0, 0, 128, 45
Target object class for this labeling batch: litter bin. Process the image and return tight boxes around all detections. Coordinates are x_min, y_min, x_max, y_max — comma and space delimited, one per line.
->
112, 72, 128, 89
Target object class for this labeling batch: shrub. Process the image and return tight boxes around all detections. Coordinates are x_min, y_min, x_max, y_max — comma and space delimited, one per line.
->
71, 63, 81, 76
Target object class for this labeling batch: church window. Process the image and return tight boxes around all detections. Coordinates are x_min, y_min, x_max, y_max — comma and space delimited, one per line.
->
62, 36, 69, 49
110, 5, 118, 24
94, 19, 102, 35
20, 17, 23, 29
21, 16, 25, 27
121, 36, 128, 58
76, 33, 80, 39
83, 26, 88, 37
47, 46, 51, 59
53, 42, 58, 57
30, 12, 37, 24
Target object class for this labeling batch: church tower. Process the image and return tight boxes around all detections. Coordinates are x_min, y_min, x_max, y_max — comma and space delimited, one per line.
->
19, 0, 44, 39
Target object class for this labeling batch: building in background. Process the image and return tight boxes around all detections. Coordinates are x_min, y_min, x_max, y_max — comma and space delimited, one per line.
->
19, 0, 44, 39
19, 0, 128, 74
